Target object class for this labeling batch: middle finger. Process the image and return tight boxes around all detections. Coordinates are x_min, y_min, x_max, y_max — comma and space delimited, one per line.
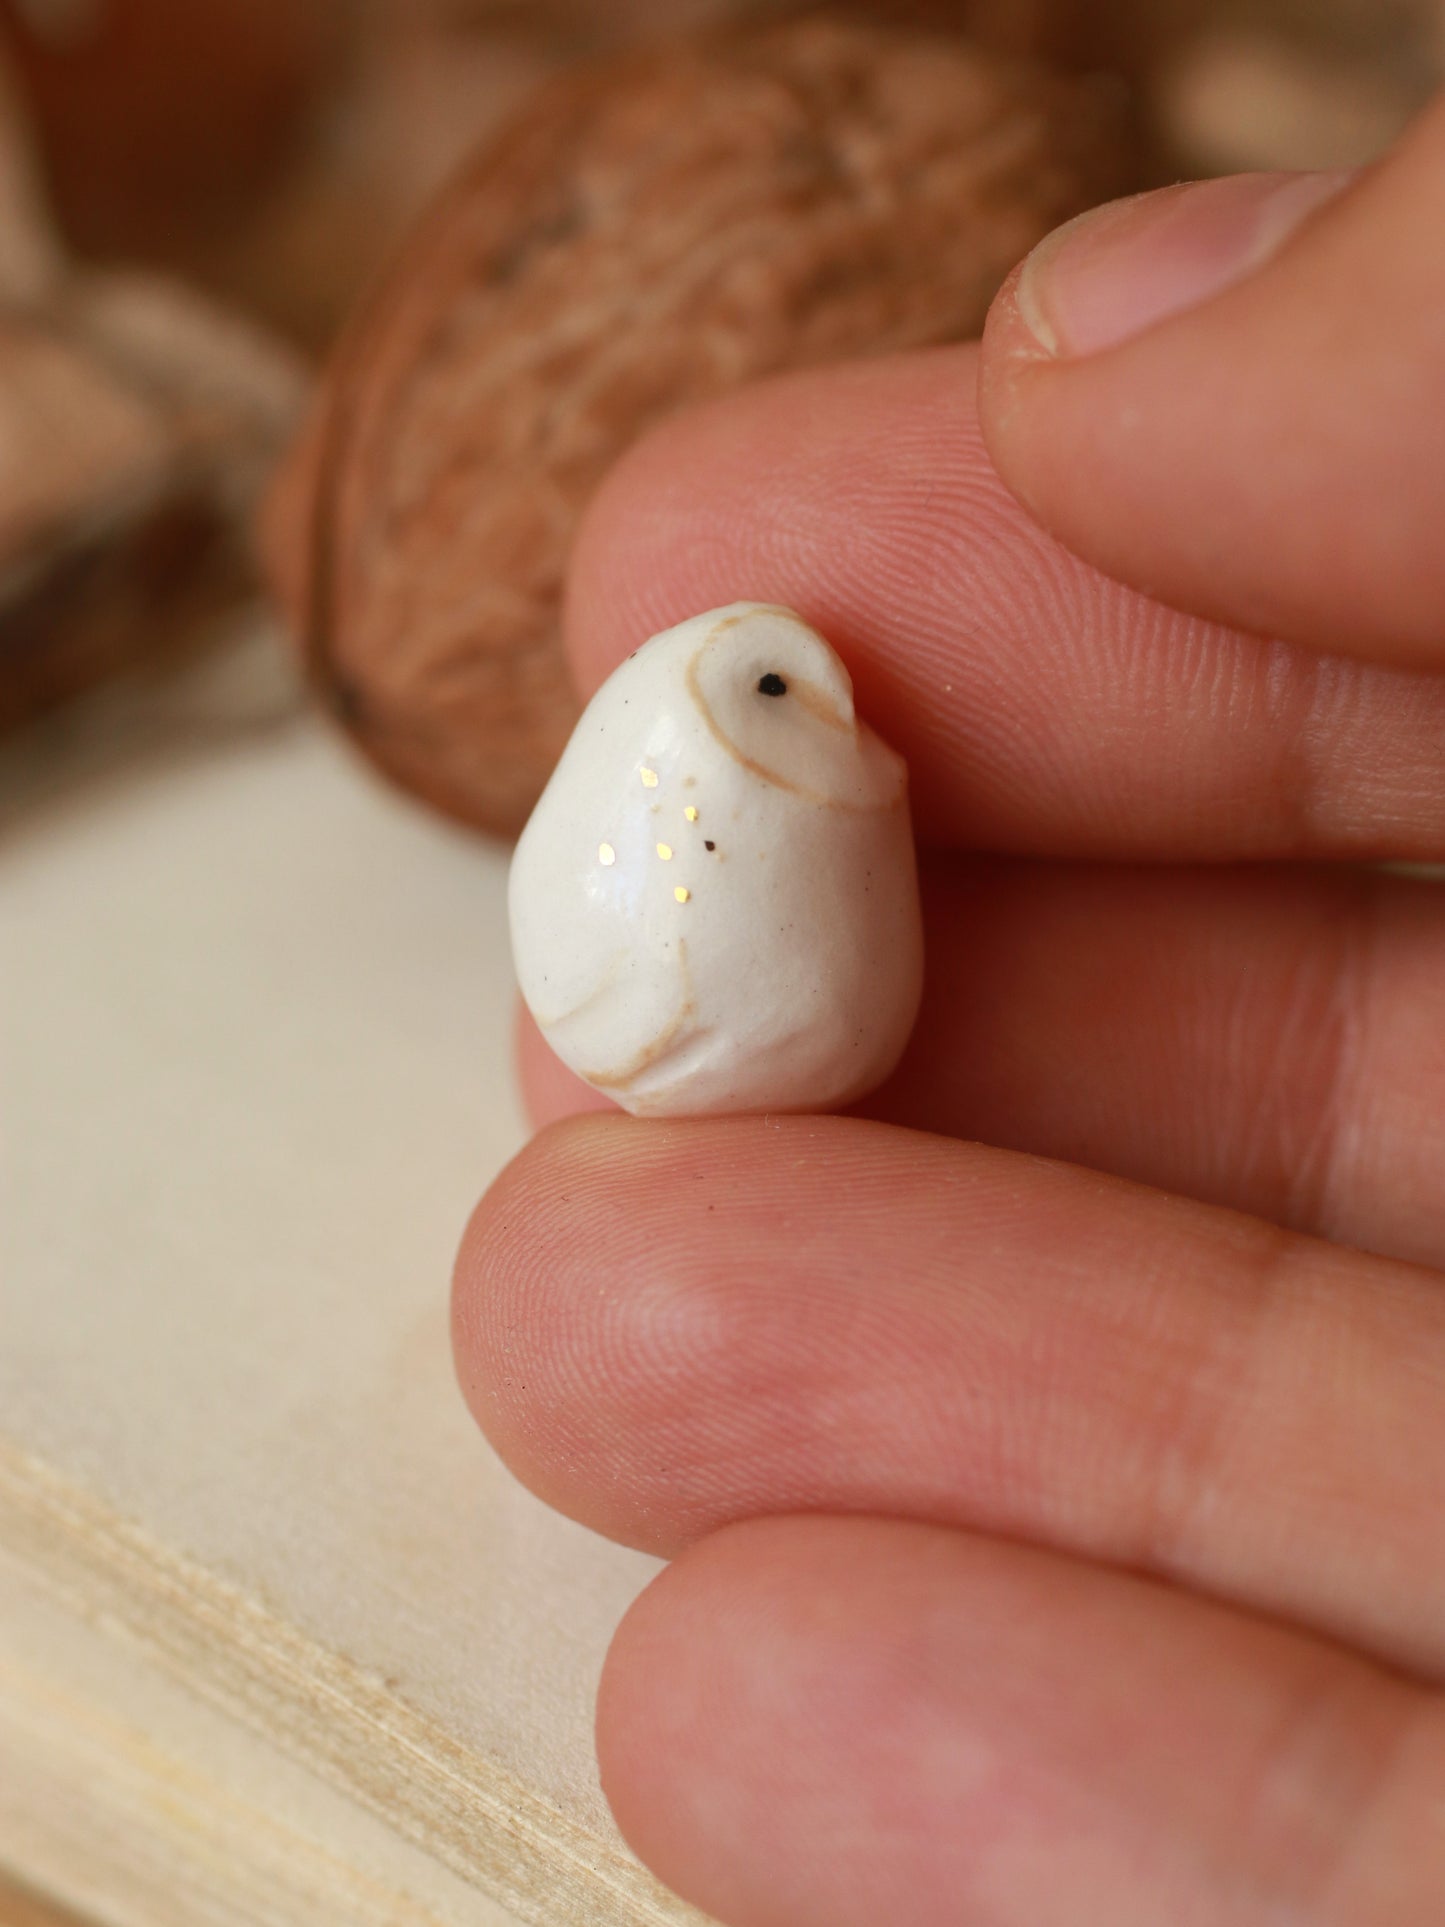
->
518, 860, 1445, 1269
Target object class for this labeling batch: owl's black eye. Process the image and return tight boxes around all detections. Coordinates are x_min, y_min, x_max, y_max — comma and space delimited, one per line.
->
757, 672, 788, 697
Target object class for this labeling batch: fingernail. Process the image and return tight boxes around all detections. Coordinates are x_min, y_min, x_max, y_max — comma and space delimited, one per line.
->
1017, 169, 1354, 359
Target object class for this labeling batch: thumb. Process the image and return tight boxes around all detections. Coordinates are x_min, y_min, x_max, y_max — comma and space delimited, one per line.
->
978, 94, 1445, 670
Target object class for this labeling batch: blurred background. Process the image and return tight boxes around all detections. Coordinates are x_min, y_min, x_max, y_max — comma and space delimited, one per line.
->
0, 0, 1440, 826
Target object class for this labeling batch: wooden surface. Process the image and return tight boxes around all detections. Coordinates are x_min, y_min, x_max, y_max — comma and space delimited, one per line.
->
0, 633, 705, 1926
0, 1871, 97, 1927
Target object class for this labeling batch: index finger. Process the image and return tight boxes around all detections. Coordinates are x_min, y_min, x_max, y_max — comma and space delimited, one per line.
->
563, 345, 1445, 860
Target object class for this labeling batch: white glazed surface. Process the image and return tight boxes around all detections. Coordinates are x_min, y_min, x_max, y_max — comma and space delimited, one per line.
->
508, 603, 924, 1116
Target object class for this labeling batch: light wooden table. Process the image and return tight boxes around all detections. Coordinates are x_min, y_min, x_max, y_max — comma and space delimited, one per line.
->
0, 633, 705, 1927
0, 1872, 97, 1927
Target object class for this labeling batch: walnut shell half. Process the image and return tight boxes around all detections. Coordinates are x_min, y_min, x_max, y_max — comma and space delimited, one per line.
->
265, 15, 1130, 836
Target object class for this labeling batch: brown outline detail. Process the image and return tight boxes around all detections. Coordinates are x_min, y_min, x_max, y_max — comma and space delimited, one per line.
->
685, 612, 903, 811
577, 940, 698, 1091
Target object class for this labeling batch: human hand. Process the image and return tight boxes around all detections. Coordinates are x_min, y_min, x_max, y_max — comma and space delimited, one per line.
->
454, 95, 1445, 1926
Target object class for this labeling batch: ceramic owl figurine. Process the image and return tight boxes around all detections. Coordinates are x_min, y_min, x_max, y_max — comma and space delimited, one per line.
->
509, 603, 923, 1116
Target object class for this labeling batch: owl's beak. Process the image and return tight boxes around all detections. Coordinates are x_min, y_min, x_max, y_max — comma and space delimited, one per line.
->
791, 668, 856, 733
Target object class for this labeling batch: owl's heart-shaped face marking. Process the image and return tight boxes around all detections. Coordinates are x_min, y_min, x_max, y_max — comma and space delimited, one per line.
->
685, 606, 903, 809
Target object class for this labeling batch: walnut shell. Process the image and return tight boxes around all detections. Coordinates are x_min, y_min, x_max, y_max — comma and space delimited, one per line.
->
0, 46, 307, 732
265, 15, 1130, 836
0, 279, 305, 733
0, 0, 350, 255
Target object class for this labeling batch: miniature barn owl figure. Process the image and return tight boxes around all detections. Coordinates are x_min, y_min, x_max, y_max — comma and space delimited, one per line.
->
509, 603, 923, 1116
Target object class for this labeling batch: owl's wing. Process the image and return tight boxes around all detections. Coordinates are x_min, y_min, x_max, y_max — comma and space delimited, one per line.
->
539, 935, 700, 1099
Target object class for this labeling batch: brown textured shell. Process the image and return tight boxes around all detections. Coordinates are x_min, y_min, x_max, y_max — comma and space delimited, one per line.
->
264, 15, 1130, 836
